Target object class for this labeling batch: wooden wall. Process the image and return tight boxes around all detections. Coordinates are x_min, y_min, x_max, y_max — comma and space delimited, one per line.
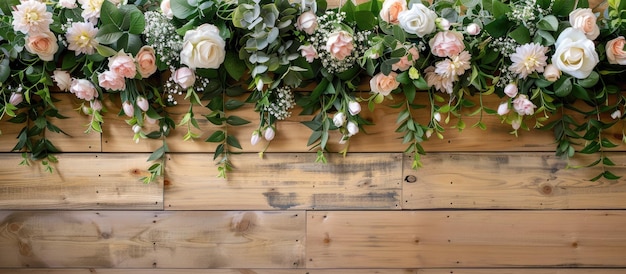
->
1, 92, 626, 273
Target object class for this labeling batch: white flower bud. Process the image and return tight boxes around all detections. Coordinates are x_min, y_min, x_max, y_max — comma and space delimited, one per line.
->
90, 100, 102, 111
434, 112, 442, 122
9, 92, 23, 105
504, 83, 518, 98
611, 110, 622, 120
497, 102, 510, 116
251, 131, 262, 145
436, 18, 451, 30
347, 121, 359, 136
122, 101, 134, 117
264, 126, 275, 141
466, 23, 481, 35
348, 101, 361, 115
132, 124, 142, 134
512, 119, 521, 130
136, 96, 149, 112
333, 112, 346, 127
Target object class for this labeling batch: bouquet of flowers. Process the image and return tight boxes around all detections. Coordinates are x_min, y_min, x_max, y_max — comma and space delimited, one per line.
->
2, 0, 626, 181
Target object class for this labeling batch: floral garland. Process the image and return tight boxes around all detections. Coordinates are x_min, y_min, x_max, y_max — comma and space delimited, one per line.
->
1, 0, 626, 181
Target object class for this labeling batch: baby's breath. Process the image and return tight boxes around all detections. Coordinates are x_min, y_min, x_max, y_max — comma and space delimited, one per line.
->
143, 11, 183, 70
263, 86, 295, 120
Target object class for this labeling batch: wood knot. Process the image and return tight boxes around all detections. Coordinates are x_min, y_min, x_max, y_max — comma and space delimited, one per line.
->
101, 232, 111, 239
231, 212, 257, 233
404, 175, 417, 183
540, 184, 553, 195
18, 241, 32, 256
8, 223, 22, 233
323, 233, 331, 244
163, 179, 171, 186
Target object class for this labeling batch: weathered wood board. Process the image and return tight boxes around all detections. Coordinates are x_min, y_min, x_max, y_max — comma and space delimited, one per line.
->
0, 211, 305, 268
164, 153, 402, 210
45, 93, 101, 152
306, 211, 626, 268
0, 154, 162, 210
3, 269, 626, 274
403, 153, 626, 209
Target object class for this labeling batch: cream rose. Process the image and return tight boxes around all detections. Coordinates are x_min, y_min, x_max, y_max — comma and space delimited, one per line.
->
552, 27, 599, 79
70, 79, 98, 101
326, 31, 354, 61
429, 31, 465, 58
296, 11, 317, 35
397, 3, 437, 37
569, 8, 599, 40
136, 46, 157, 78
173, 67, 196, 89
379, 0, 407, 25
98, 70, 125, 91
53, 70, 72, 91
109, 51, 136, 78
180, 24, 226, 70
606, 36, 626, 65
543, 64, 561, 81
25, 31, 58, 61
370, 72, 400, 96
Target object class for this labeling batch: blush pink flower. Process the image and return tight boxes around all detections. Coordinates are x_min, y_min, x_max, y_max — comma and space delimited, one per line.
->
98, 70, 126, 91
11, 0, 54, 34
66, 22, 99, 55
326, 31, 354, 61
299, 44, 318, 62
509, 43, 549, 79
25, 31, 59, 61
70, 79, 99, 101
78, 0, 105, 23
370, 72, 400, 96
109, 50, 137, 79
296, 11, 318, 35
53, 70, 72, 91
434, 51, 471, 78
379, 0, 407, 25
429, 31, 465, 58
173, 67, 196, 89
392, 47, 419, 71
606, 36, 626, 65
425, 66, 454, 94
512, 94, 536, 116
135, 46, 157, 78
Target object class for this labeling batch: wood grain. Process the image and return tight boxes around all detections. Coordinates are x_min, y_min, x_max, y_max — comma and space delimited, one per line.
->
1, 270, 626, 274
403, 153, 626, 209
45, 93, 101, 152
0, 154, 162, 210
164, 153, 402, 210
0, 211, 305, 268
306, 210, 626, 268
0, 117, 25, 152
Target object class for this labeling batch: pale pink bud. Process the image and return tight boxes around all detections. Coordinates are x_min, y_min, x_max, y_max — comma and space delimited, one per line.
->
497, 102, 510, 115
348, 101, 361, 115
122, 101, 134, 117
173, 67, 196, 89
425, 129, 433, 138
9, 92, 23, 105
543, 64, 561, 82
90, 100, 102, 111
611, 110, 622, 120
251, 131, 262, 145
466, 23, 481, 35
436, 18, 450, 30
504, 83, 518, 98
264, 127, 275, 141
333, 112, 346, 127
433, 112, 442, 122
512, 119, 521, 130
136, 96, 149, 112
347, 121, 359, 136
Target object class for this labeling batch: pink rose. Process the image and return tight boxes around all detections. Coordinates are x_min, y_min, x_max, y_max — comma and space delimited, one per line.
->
392, 47, 419, 71
326, 31, 354, 61
512, 94, 536, 116
136, 46, 157, 78
25, 31, 59, 61
429, 31, 465, 58
569, 8, 599, 40
109, 50, 136, 78
173, 67, 196, 89
606, 36, 626, 65
98, 70, 125, 91
70, 79, 98, 101
90, 100, 102, 111
379, 0, 407, 24
296, 11, 318, 35
299, 44, 318, 62
53, 70, 72, 91
370, 72, 400, 96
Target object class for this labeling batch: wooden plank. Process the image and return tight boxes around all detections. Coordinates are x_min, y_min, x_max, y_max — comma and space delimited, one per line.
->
0, 211, 305, 268
306, 211, 626, 268
1, 270, 626, 274
46, 93, 101, 152
164, 153, 402, 210
0, 154, 162, 210
403, 153, 626, 209
0, 117, 24, 152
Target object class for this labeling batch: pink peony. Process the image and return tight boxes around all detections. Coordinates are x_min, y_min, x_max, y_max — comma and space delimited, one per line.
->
70, 79, 99, 101
98, 70, 126, 91
512, 94, 536, 116
109, 51, 137, 79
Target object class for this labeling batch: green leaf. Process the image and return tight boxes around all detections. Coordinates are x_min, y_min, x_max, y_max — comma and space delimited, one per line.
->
225, 51, 246, 80
509, 26, 531, 44
0, 56, 9, 83
552, 0, 576, 16
95, 24, 124, 44
577, 71, 599, 88
225, 99, 245, 110
554, 77, 572, 97
147, 145, 167, 161
99, 1, 124, 26
484, 17, 513, 38
206, 130, 226, 143
354, 10, 376, 30
226, 135, 242, 149
171, 0, 197, 19
226, 115, 250, 126
537, 15, 558, 31
127, 8, 146, 34
492, 0, 512, 18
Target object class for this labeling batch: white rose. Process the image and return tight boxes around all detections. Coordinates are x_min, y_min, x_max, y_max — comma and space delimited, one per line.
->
569, 8, 599, 40
180, 24, 226, 70
53, 70, 72, 91
552, 27, 599, 79
397, 3, 437, 37
59, 0, 77, 8
160, 0, 173, 19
